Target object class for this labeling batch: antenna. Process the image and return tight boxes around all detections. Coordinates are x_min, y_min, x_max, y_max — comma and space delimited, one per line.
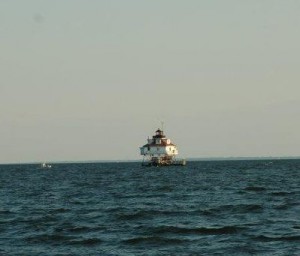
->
156, 117, 165, 131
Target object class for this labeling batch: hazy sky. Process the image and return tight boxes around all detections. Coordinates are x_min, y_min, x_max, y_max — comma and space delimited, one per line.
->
1, 0, 300, 163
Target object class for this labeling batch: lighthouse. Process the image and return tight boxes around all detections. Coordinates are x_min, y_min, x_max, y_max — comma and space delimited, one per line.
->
140, 129, 186, 166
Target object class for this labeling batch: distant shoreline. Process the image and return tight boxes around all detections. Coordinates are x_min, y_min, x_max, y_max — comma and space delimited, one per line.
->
187, 156, 300, 161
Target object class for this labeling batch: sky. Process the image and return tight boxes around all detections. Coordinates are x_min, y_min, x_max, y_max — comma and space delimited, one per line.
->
1, 0, 300, 163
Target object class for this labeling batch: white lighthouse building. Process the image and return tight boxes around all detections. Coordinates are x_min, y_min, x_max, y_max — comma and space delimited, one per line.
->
140, 129, 186, 166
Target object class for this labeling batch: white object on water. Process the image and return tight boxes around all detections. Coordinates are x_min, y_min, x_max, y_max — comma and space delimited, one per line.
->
41, 163, 52, 168
140, 128, 186, 166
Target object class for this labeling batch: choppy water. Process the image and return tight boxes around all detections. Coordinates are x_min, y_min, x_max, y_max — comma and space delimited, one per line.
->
0, 160, 299, 255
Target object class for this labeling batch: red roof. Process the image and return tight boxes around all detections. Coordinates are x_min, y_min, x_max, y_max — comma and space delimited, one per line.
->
142, 142, 176, 148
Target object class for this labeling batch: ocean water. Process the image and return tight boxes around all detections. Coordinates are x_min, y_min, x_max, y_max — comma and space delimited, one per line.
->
0, 160, 299, 256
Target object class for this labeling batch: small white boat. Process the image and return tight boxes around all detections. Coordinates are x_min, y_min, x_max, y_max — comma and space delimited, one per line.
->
41, 162, 52, 169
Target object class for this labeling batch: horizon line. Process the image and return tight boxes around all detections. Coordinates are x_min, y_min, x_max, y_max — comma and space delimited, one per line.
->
1, 156, 300, 165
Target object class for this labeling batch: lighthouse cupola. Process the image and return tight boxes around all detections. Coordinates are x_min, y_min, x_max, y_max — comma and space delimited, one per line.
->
154, 129, 165, 138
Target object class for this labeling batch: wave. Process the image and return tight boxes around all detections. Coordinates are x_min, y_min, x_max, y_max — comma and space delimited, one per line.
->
270, 191, 294, 196
253, 235, 300, 242
49, 208, 70, 214
0, 209, 13, 214
115, 204, 264, 221
198, 204, 263, 215
26, 233, 103, 246
54, 225, 105, 234
244, 186, 266, 192
274, 204, 290, 210
8, 214, 59, 226
150, 225, 243, 235
25, 234, 77, 244
123, 236, 187, 245
115, 209, 183, 221
69, 238, 103, 245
